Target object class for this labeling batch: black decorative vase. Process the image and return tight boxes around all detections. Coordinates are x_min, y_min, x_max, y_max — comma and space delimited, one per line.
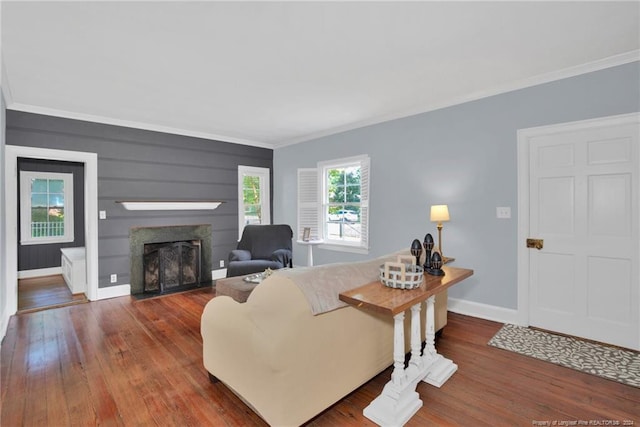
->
410, 239, 422, 266
426, 251, 445, 276
423, 233, 434, 269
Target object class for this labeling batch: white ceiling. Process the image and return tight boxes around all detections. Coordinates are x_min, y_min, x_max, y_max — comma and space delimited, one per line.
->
2, 1, 639, 149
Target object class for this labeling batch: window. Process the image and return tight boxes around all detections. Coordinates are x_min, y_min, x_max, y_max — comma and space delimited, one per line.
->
238, 166, 271, 239
298, 155, 370, 253
20, 171, 74, 245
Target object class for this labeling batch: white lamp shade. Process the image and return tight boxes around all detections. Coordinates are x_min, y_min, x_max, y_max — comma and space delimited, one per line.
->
430, 205, 450, 222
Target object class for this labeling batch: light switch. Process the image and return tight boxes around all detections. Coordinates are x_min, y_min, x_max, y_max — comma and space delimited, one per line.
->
99, 210, 107, 219
496, 207, 511, 219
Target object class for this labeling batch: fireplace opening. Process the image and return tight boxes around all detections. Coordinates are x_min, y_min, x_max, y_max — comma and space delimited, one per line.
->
143, 240, 201, 295
130, 224, 212, 296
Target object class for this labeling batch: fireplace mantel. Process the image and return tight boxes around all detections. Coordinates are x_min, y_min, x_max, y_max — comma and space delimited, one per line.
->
117, 200, 223, 211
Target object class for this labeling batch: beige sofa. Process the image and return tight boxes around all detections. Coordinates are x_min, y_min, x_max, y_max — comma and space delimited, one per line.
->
201, 254, 447, 426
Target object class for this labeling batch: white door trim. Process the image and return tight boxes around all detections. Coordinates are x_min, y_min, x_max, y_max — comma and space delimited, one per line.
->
4, 145, 99, 319
516, 112, 640, 329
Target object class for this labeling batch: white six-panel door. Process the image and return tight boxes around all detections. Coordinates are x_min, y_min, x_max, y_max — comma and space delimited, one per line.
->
518, 114, 639, 350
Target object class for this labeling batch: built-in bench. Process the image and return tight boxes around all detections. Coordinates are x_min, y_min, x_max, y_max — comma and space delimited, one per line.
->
61, 247, 86, 294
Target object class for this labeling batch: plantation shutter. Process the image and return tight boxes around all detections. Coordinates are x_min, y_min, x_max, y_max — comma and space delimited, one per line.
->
359, 156, 370, 250
297, 168, 319, 241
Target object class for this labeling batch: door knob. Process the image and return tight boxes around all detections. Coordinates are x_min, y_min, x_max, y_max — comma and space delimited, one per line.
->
526, 238, 544, 250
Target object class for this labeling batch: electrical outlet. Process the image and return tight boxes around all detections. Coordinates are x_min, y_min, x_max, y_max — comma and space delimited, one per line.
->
110, 274, 117, 283
496, 207, 511, 219
99, 210, 107, 219
219, 260, 225, 268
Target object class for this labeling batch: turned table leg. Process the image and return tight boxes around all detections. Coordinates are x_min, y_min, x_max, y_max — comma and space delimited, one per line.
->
409, 304, 423, 370
390, 311, 407, 386
363, 306, 425, 426
422, 295, 458, 387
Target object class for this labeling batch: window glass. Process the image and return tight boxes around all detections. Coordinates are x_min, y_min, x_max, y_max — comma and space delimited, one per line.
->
32, 179, 47, 192
237, 166, 271, 239
325, 165, 362, 243
20, 172, 74, 244
242, 175, 262, 225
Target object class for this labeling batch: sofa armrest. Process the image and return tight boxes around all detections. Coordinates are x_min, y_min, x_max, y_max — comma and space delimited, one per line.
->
202, 279, 309, 386
229, 249, 252, 262
270, 248, 292, 267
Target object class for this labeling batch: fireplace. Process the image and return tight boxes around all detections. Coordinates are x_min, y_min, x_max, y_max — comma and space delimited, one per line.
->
143, 240, 201, 295
129, 224, 212, 295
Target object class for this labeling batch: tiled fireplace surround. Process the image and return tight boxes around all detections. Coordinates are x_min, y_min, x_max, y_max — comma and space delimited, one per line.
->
129, 224, 213, 295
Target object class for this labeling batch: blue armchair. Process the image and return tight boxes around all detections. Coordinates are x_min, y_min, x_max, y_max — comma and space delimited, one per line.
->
226, 224, 293, 277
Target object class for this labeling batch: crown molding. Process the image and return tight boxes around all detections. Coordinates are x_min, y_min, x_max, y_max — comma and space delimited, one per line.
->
274, 50, 640, 148
6, 102, 274, 149
4, 50, 638, 150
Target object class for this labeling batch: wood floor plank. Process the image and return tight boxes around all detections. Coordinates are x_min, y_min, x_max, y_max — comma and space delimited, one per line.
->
44, 309, 72, 426
66, 305, 122, 426
89, 297, 160, 426
23, 312, 49, 426
0, 312, 29, 426
18, 274, 88, 313
2, 289, 638, 426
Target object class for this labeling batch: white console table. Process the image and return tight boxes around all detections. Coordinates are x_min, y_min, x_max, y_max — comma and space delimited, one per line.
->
340, 266, 474, 426
61, 247, 87, 294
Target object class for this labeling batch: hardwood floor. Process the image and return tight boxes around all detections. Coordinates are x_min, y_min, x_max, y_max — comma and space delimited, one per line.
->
17, 274, 88, 313
1, 288, 638, 426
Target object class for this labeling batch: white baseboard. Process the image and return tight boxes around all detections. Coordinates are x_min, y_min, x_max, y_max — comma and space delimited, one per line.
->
447, 297, 519, 325
18, 267, 63, 279
211, 269, 227, 280
96, 284, 131, 301
95, 272, 227, 301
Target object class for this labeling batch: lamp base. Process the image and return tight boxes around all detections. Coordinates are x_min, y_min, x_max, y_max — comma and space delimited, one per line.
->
437, 224, 443, 258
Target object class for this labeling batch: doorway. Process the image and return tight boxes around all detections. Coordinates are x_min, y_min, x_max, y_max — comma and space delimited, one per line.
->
4, 145, 99, 321
16, 158, 87, 311
517, 113, 639, 350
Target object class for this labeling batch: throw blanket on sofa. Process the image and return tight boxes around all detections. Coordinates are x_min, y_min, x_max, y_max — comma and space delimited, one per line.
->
277, 251, 407, 315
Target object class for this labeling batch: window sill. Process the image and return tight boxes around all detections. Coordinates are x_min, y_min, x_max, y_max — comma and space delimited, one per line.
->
319, 242, 369, 255
21, 237, 75, 246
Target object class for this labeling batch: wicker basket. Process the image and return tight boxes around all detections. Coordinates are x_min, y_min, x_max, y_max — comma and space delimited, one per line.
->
379, 261, 424, 290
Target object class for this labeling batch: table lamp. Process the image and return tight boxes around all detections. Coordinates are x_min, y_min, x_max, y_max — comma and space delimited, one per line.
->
430, 204, 450, 256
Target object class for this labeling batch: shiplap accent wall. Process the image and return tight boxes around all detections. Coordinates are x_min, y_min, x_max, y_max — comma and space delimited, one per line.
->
6, 111, 272, 289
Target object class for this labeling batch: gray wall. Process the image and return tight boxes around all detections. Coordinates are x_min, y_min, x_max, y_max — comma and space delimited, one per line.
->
6, 112, 273, 288
273, 61, 640, 310
17, 158, 85, 271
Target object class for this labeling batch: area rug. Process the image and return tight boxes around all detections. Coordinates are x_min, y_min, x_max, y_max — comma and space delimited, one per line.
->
488, 324, 640, 388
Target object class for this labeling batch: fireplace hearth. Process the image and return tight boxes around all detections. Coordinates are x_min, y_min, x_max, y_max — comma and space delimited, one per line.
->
129, 224, 212, 295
